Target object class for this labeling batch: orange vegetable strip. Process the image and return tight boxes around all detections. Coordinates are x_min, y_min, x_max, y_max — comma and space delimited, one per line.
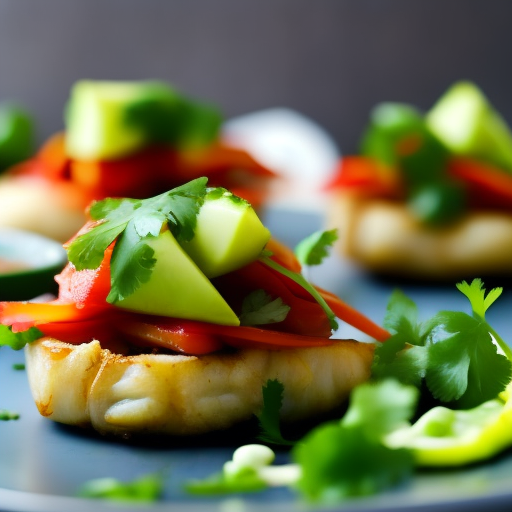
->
317, 287, 390, 342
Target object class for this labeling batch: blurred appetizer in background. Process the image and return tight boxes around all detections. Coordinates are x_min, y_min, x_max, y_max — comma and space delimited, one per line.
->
0, 179, 387, 437
0, 80, 276, 242
327, 81, 512, 280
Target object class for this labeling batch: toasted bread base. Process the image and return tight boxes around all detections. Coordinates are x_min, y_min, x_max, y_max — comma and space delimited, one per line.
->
25, 337, 374, 437
328, 193, 512, 280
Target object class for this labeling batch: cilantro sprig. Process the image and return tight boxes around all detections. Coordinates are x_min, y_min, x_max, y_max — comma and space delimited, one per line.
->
259, 229, 340, 331
373, 279, 512, 409
255, 379, 294, 446
293, 379, 417, 502
67, 178, 208, 303
239, 290, 290, 327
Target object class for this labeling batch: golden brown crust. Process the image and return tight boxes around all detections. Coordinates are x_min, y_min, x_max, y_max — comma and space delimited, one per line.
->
25, 337, 374, 437
328, 192, 512, 280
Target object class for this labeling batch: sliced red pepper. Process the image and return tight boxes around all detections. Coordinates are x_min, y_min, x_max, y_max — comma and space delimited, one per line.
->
214, 260, 333, 338
119, 316, 334, 355
325, 156, 403, 199
55, 245, 113, 307
447, 157, 512, 211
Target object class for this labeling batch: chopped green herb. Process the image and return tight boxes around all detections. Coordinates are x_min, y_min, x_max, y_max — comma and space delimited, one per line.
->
293, 379, 417, 502
239, 290, 290, 326
372, 279, 512, 410
77, 473, 163, 502
294, 229, 338, 267
256, 379, 294, 446
0, 410, 20, 421
67, 178, 207, 303
12, 363, 25, 370
260, 253, 338, 331
0, 325, 42, 351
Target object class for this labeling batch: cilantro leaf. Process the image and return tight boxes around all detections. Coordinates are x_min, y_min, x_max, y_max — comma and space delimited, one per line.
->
293, 379, 417, 502
0, 325, 42, 350
107, 223, 157, 303
456, 278, 502, 320
67, 178, 208, 302
260, 255, 338, 331
239, 290, 290, 326
255, 379, 294, 446
372, 290, 429, 386
294, 423, 413, 502
342, 379, 419, 439
294, 229, 338, 267
77, 473, 163, 502
0, 410, 20, 421
426, 311, 512, 408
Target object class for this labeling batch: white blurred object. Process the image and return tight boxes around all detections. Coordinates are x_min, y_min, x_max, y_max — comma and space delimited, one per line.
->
224, 108, 340, 211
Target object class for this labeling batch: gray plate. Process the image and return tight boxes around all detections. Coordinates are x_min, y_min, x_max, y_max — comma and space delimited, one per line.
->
1, 209, 512, 512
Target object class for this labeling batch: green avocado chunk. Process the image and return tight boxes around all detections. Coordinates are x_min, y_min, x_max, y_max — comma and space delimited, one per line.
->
180, 188, 271, 278
65, 80, 221, 160
116, 229, 239, 326
426, 81, 512, 173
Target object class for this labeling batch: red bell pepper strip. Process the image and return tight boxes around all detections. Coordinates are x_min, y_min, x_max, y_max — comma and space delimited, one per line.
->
118, 316, 335, 355
325, 156, 403, 199
447, 157, 512, 211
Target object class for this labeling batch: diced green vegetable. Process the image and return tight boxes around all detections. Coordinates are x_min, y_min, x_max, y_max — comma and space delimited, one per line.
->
65, 80, 222, 160
426, 81, 512, 173
180, 188, 271, 278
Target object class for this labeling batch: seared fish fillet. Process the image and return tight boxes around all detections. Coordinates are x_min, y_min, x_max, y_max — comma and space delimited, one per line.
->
25, 338, 374, 437
329, 193, 512, 279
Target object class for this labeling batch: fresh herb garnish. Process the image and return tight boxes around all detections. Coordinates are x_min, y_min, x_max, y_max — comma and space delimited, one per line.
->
373, 279, 512, 409
12, 363, 25, 370
239, 290, 290, 326
255, 379, 294, 446
0, 410, 20, 421
0, 325, 42, 351
294, 229, 338, 267
77, 473, 163, 502
67, 178, 208, 303
293, 379, 417, 502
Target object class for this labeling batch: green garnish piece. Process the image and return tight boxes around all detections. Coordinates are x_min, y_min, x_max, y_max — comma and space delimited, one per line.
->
185, 467, 266, 495
77, 473, 163, 502
372, 290, 429, 386
426, 280, 512, 408
373, 279, 512, 410
256, 379, 294, 446
67, 178, 207, 303
260, 252, 338, 331
239, 290, 290, 326
0, 325, 42, 351
294, 229, 338, 267
293, 379, 417, 502
0, 410, 20, 421
12, 363, 25, 370
124, 83, 222, 149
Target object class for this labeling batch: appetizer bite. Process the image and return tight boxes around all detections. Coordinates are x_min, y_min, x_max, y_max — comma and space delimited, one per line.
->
327, 81, 512, 280
0, 178, 388, 437
0, 80, 275, 242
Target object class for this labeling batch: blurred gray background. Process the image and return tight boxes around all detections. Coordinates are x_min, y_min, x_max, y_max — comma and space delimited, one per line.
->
1, 0, 511, 153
